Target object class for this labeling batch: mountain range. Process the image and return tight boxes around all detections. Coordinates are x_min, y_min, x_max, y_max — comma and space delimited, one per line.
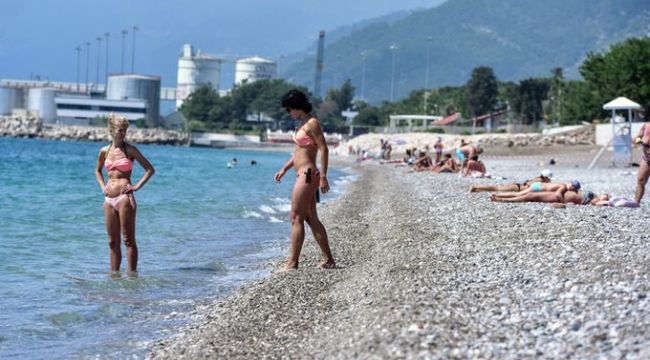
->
280, 0, 649, 104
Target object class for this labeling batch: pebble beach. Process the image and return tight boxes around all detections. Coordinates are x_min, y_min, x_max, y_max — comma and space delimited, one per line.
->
150, 150, 650, 359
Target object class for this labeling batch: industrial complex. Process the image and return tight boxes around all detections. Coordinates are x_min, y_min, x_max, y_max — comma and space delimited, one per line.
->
0, 43, 277, 129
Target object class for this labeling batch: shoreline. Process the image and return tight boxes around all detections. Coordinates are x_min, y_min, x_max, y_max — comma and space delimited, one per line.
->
149, 155, 650, 358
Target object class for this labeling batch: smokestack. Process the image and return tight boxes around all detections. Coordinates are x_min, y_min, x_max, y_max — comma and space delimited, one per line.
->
314, 30, 325, 98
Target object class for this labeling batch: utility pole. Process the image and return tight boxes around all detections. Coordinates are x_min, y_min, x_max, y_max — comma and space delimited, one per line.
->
85, 42, 90, 94
75, 46, 81, 92
314, 30, 325, 98
104, 32, 110, 86
121, 29, 128, 73
425, 36, 433, 89
389, 44, 398, 102
96, 36, 102, 87
131, 26, 138, 73
360, 50, 367, 101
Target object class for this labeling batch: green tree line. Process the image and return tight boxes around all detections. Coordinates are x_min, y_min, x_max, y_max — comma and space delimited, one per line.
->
181, 37, 649, 132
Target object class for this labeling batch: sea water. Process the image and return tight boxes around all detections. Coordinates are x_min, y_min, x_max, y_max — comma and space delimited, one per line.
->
0, 137, 354, 359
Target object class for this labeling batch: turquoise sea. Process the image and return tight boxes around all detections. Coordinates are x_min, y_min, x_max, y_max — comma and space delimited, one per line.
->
0, 137, 352, 359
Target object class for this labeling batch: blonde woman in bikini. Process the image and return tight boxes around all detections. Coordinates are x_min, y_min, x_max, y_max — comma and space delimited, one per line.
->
95, 115, 155, 273
274, 89, 335, 270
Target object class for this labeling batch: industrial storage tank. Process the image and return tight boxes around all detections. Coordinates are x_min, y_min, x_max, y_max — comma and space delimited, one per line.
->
176, 44, 221, 109
0, 87, 24, 115
106, 74, 161, 127
234, 56, 276, 85
26, 88, 57, 123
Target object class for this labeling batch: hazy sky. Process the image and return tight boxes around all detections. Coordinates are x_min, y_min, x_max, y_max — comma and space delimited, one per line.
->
0, 0, 446, 86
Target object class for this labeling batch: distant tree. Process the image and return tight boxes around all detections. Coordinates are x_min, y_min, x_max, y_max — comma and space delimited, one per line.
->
562, 81, 604, 124
325, 79, 356, 112
466, 66, 499, 117
508, 78, 551, 125
353, 106, 381, 126
580, 37, 650, 113
180, 85, 230, 131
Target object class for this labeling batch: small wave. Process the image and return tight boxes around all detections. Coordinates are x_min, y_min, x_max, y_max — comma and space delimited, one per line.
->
258, 205, 277, 214
268, 216, 283, 223
242, 210, 263, 219
47, 311, 86, 327
273, 203, 291, 213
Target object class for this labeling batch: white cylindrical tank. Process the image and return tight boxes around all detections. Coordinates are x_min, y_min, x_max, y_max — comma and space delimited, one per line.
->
234, 56, 276, 85
0, 87, 24, 115
176, 44, 221, 109
26, 88, 57, 123
106, 74, 161, 127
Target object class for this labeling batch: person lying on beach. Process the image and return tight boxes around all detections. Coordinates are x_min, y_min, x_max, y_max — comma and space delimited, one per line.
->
469, 175, 551, 193
413, 151, 434, 171
491, 180, 580, 200
491, 187, 593, 206
432, 153, 460, 173
380, 149, 413, 165
588, 193, 640, 208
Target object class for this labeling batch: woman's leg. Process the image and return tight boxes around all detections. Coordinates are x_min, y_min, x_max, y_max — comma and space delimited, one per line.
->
304, 186, 335, 268
118, 198, 138, 272
471, 184, 519, 193
286, 176, 316, 269
494, 188, 531, 199
492, 192, 562, 203
104, 203, 122, 272
635, 162, 650, 203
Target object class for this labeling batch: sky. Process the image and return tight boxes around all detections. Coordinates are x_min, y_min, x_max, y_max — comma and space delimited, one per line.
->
0, 0, 446, 88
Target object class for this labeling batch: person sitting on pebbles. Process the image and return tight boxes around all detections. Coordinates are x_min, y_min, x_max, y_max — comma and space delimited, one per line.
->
469, 174, 552, 193
463, 154, 488, 177
491, 179, 580, 200
413, 151, 434, 172
432, 153, 460, 173
456, 143, 483, 172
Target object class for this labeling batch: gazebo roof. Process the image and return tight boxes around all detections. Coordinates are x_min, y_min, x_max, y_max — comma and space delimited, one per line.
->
603, 97, 641, 110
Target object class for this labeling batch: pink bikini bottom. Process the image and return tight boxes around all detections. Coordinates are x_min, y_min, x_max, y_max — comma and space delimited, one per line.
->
104, 193, 136, 211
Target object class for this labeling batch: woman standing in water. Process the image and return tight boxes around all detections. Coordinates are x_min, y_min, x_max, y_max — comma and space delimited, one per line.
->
274, 89, 336, 270
95, 114, 155, 273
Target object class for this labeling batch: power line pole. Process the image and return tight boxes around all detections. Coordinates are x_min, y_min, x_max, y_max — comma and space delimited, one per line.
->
131, 26, 138, 73
360, 50, 367, 101
96, 36, 102, 87
425, 36, 433, 89
85, 42, 90, 94
104, 32, 110, 86
389, 44, 398, 102
121, 29, 128, 73
75, 46, 81, 92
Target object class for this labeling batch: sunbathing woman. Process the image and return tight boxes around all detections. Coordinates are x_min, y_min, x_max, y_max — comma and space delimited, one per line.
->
469, 175, 551, 193
491, 188, 594, 206
274, 89, 335, 270
492, 180, 580, 200
95, 114, 155, 273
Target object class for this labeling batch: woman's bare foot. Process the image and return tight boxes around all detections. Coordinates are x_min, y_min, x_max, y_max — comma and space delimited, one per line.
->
319, 259, 336, 269
490, 193, 497, 202
469, 185, 476, 193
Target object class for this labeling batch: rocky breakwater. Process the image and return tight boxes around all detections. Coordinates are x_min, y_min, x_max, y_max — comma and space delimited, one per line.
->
0, 114, 189, 145
477, 125, 596, 148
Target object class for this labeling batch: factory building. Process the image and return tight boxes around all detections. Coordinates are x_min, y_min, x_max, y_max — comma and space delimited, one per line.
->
176, 44, 221, 109
106, 74, 161, 127
234, 56, 277, 85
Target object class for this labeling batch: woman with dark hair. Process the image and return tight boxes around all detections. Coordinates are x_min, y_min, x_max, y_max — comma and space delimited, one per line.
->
274, 89, 336, 270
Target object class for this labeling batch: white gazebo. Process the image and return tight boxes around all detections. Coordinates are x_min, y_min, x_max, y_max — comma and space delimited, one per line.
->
603, 97, 642, 166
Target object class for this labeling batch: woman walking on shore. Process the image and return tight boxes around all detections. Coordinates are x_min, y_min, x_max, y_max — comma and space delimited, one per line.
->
274, 89, 336, 270
95, 114, 155, 273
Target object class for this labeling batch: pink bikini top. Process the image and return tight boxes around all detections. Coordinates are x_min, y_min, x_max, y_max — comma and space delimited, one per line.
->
105, 157, 133, 172
293, 128, 315, 147
104, 144, 134, 172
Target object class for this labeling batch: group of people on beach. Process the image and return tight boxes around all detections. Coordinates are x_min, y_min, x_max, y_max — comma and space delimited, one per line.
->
95, 89, 336, 273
